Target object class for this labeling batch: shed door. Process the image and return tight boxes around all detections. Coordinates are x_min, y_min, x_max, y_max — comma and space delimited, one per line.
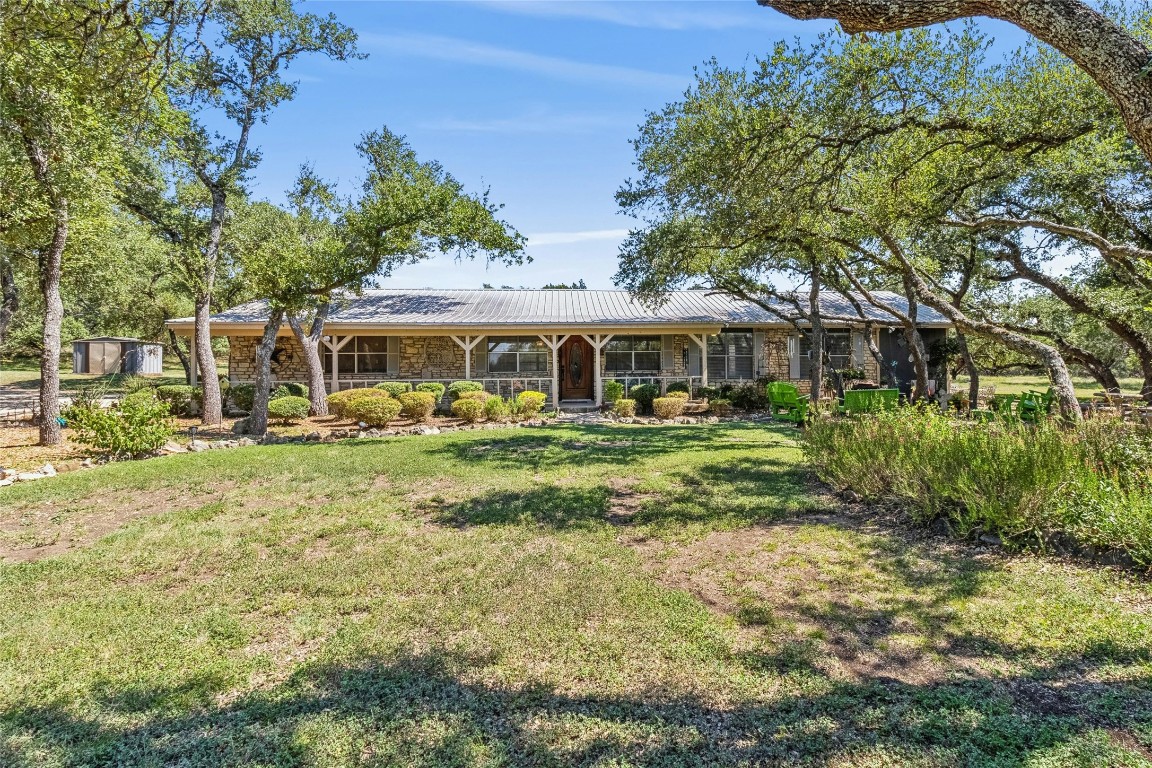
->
559, 336, 593, 400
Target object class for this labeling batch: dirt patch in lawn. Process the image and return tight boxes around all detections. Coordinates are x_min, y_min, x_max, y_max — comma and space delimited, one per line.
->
605, 479, 655, 526
0, 479, 297, 564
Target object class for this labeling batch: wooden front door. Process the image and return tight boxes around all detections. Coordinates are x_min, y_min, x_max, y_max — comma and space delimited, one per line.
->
560, 335, 593, 400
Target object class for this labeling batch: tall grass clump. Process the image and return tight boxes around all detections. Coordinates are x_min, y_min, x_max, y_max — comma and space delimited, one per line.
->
803, 408, 1152, 565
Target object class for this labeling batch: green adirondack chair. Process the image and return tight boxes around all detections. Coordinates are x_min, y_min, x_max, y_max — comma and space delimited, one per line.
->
766, 382, 810, 424
972, 393, 1017, 422
1019, 388, 1055, 422
837, 388, 899, 415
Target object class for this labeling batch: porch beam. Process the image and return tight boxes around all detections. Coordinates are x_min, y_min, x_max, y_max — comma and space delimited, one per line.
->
450, 335, 485, 380
323, 334, 354, 393
538, 334, 571, 408
580, 333, 615, 406
688, 333, 709, 388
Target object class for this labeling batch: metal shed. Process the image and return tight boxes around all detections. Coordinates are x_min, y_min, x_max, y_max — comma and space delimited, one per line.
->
71, 337, 164, 375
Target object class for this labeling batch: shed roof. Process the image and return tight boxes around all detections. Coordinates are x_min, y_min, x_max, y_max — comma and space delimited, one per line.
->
72, 336, 141, 343
168, 289, 950, 330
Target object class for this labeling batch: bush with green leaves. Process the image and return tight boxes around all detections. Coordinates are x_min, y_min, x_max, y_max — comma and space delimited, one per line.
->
68, 390, 174, 458
155, 384, 202, 416
666, 391, 690, 401
447, 381, 485, 400
398, 391, 437, 422
696, 386, 720, 400
282, 382, 309, 398
515, 391, 547, 417
375, 381, 412, 397
229, 384, 256, 411
121, 375, 156, 395
709, 398, 733, 416
653, 396, 686, 420
269, 384, 292, 401
457, 390, 490, 403
267, 396, 311, 423
326, 388, 372, 419
628, 384, 659, 414
666, 381, 690, 395
415, 382, 446, 402
483, 395, 509, 421
728, 382, 768, 411
451, 398, 484, 423
346, 394, 402, 427
603, 380, 625, 404
613, 398, 637, 418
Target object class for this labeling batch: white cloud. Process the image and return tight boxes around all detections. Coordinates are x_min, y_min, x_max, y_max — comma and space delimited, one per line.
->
473, 0, 797, 32
527, 228, 630, 246
361, 32, 686, 90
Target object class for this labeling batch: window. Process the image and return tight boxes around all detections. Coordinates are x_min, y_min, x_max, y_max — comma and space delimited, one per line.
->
707, 330, 754, 380
605, 335, 661, 372
487, 336, 548, 373
799, 329, 852, 378
323, 336, 398, 375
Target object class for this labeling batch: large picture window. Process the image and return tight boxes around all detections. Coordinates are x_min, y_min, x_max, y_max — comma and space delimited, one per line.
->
323, 336, 398, 375
488, 336, 548, 373
707, 330, 754, 380
605, 335, 661, 372
799, 329, 852, 378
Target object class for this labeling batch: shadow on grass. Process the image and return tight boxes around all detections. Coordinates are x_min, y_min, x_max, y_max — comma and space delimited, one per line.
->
4, 648, 1150, 767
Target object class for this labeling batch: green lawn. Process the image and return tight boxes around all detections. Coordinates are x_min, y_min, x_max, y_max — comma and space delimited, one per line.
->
955, 374, 1145, 399
0, 357, 205, 392
1, 423, 1150, 766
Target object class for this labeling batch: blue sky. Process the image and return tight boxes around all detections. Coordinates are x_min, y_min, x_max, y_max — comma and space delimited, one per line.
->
245, 1, 1028, 289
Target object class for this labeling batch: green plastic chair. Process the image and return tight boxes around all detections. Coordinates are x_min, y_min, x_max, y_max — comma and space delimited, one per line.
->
766, 382, 810, 424
1019, 388, 1054, 422
973, 393, 1017, 422
838, 388, 899, 415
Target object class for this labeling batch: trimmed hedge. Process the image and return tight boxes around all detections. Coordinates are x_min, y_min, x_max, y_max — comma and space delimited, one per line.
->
447, 381, 484, 400
653, 397, 686, 420
666, 381, 690, 395
415, 382, 446, 402
613, 398, 637, 418
375, 382, 413, 397
516, 391, 547, 417
709, 398, 733, 416
268, 396, 311, 423
328, 388, 389, 420
629, 384, 659, 414
229, 384, 256, 411
603, 380, 625, 403
451, 398, 484, 423
347, 395, 402, 427
397, 391, 436, 422
155, 384, 202, 416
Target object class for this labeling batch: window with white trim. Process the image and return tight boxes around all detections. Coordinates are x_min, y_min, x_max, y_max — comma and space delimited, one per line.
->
706, 330, 754, 379
323, 336, 398, 375
487, 336, 548, 373
799, 329, 851, 378
605, 335, 661, 372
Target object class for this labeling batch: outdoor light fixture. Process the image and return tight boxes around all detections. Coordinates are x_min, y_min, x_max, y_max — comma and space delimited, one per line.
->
188, 425, 198, 442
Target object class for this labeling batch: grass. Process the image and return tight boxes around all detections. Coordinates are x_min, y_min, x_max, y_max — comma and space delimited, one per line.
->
955, 374, 1145, 399
0, 357, 213, 392
0, 422, 1150, 766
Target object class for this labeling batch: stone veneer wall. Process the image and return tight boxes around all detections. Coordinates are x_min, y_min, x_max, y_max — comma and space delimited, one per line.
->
227, 335, 310, 383
398, 336, 466, 379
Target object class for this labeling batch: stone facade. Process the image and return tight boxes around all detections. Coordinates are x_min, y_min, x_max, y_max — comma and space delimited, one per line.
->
398, 336, 466, 379
227, 335, 310, 383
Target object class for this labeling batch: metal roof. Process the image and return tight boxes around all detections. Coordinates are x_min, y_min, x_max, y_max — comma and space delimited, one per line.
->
170, 289, 950, 329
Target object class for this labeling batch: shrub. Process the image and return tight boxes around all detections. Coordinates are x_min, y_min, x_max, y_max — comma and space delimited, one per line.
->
516, 391, 548, 417
269, 384, 292, 401
68, 390, 174, 458
346, 394, 402, 427
729, 382, 768, 411
666, 390, 690, 401
451, 398, 484, 423
666, 380, 690, 395
230, 383, 256, 411
629, 384, 659, 414
603, 380, 625, 403
448, 381, 484, 400
326, 388, 373, 419
155, 384, 202, 416
652, 397, 686, 420
709, 398, 733, 416
282, 382, 309, 398
613, 398, 637, 418
457, 390, 490, 402
398, 391, 436, 422
697, 386, 720, 400
415, 382, 446, 402
121, 375, 155, 395
268, 395, 311, 423
803, 409, 1152, 565
375, 381, 412, 397
484, 396, 509, 421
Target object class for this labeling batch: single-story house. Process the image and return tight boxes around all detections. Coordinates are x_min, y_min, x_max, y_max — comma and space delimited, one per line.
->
165, 289, 951, 408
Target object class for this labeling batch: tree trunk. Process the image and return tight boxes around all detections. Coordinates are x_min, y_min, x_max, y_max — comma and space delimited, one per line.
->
248, 307, 285, 438
168, 327, 191, 383
956, 332, 980, 407
757, 0, 1152, 166
900, 276, 931, 402
38, 201, 67, 446
288, 301, 330, 417
863, 321, 896, 386
194, 186, 228, 425
0, 257, 17, 346
808, 263, 824, 401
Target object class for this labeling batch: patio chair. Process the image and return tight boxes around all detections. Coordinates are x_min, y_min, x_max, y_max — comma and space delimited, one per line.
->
766, 382, 810, 424
837, 387, 899, 416
972, 393, 1017, 422
1018, 388, 1054, 422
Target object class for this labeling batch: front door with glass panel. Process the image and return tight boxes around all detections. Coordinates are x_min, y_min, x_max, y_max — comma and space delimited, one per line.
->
560, 336, 593, 400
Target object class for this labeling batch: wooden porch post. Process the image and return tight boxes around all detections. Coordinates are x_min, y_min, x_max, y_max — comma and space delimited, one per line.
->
450, 335, 485, 380
323, 335, 353, 393
580, 333, 615, 406
688, 333, 709, 388
539, 334, 570, 408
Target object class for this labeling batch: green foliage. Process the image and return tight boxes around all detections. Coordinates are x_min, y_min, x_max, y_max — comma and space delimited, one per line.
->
666, 381, 690, 395
448, 381, 484, 400
515, 391, 547, 417
451, 398, 484, 423
345, 394, 402, 427
697, 386, 721, 400
121, 376, 156, 395
603, 380, 625, 403
229, 384, 256, 412
328, 388, 389, 421
727, 383, 768, 411
68, 390, 174, 458
397, 391, 436, 422
155, 384, 202, 416
709, 398, 733, 416
653, 397, 686, 420
613, 398, 637, 418
282, 382, 309, 398
628, 384, 659, 414
666, 391, 690, 401
483, 396, 509, 421
457, 390, 490, 402
804, 410, 1152, 564
375, 381, 412, 397
267, 396, 310, 423
415, 382, 446, 402
269, 385, 292, 400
